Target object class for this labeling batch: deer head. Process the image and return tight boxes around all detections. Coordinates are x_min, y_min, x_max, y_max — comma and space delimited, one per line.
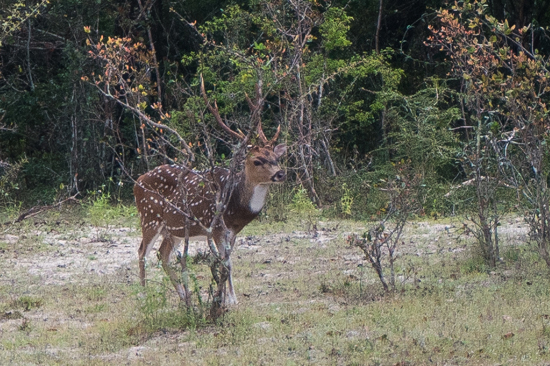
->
201, 77, 287, 188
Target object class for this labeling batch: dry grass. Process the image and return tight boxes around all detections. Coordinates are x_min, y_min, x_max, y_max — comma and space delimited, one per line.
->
1, 207, 549, 365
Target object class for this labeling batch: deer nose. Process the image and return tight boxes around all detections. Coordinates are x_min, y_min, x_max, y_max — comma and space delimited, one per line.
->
272, 170, 286, 182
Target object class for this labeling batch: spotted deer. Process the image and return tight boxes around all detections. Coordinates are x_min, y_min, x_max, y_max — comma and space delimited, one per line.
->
134, 82, 286, 305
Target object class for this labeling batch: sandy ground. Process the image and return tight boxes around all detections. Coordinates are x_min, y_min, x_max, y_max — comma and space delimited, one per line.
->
0, 217, 530, 286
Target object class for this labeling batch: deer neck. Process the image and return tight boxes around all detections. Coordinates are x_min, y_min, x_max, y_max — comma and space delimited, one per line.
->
249, 184, 269, 213
233, 175, 270, 214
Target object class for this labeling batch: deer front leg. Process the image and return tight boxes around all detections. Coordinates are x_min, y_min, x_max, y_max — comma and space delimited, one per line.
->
225, 234, 238, 305
208, 246, 233, 308
159, 236, 187, 301
178, 234, 192, 306
208, 254, 229, 319
216, 233, 238, 305
225, 257, 238, 305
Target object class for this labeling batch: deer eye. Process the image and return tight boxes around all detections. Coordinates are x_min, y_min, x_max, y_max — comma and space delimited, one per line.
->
253, 160, 262, 166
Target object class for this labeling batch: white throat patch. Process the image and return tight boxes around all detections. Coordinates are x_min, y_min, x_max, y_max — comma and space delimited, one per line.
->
249, 185, 269, 213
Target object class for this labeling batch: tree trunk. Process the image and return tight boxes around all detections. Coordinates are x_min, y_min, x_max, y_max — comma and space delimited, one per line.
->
375, 0, 383, 54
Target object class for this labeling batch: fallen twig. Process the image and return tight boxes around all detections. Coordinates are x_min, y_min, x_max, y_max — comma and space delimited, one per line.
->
1, 194, 79, 227
444, 176, 516, 197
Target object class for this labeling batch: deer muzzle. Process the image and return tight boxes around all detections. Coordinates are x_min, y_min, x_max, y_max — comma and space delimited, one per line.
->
271, 170, 286, 183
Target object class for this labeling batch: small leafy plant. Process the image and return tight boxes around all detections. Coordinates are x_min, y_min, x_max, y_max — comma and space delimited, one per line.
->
340, 183, 353, 217
348, 161, 421, 291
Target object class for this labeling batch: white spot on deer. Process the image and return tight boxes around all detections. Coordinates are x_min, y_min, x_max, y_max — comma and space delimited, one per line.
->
249, 185, 269, 213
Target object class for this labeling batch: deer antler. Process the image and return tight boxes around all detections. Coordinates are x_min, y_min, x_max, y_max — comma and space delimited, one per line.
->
269, 125, 281, 146
244, 91, 269, 145
200, 75, 246, 141
244, 81, 281, 146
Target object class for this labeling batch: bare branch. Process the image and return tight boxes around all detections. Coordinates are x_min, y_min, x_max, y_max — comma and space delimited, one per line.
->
200, 75, 246, 141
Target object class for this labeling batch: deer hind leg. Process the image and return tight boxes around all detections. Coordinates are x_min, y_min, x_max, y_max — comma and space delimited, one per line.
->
158, 234, 187, 301
138, 227, 162, 286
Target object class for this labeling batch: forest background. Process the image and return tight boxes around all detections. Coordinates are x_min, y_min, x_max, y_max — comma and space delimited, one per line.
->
1, 0, 550, 225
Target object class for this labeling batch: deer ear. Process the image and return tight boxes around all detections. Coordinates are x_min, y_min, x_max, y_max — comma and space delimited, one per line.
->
273, 144, 287, 158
